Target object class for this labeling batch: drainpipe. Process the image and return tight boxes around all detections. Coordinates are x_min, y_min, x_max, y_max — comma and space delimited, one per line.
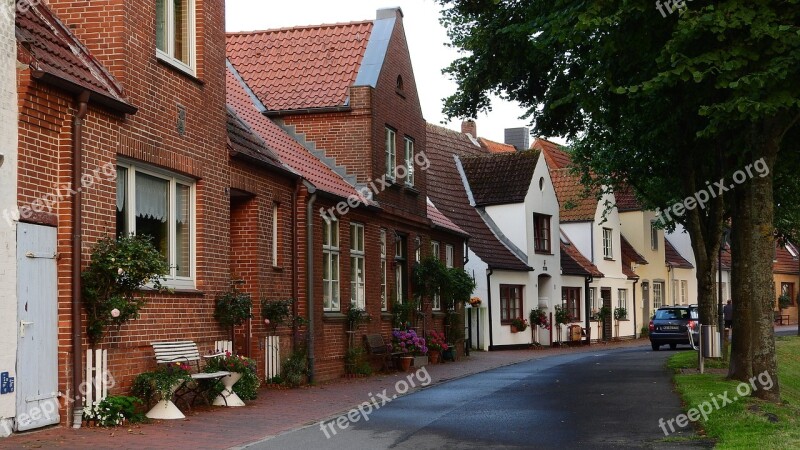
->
71, 90, 90, 429
291, 181, 300, 349
487, 268, 494, 350
584, 276, 593, 345
304, 182, 317, 383
633, 278, 639, 338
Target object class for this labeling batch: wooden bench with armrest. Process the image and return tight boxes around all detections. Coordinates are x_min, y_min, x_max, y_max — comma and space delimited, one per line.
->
364, 334, 403, 372
151, 341, 231, 408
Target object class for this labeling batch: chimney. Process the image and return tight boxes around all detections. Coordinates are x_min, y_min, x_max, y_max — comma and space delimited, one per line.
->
504, 127, 530, 151
377, 7, 403, 19
461, 120, 477, 137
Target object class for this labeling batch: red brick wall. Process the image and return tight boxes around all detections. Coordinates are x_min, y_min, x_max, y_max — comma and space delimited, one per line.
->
21, 0, 229, 419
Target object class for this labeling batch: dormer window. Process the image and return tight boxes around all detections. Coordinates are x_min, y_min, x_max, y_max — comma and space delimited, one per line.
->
156, 0, 196, 74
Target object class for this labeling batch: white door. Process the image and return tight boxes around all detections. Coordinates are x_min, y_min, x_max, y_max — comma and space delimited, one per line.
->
15, 223, 59, 431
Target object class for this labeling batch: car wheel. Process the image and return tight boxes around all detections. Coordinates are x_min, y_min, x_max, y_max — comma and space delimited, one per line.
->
670, 343, 677, 350
651, 342, 660, 351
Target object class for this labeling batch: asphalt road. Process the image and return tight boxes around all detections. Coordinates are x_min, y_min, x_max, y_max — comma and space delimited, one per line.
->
243, 345, 712, 449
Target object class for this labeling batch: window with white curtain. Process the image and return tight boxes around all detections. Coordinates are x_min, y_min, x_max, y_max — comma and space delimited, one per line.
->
380, 229, 387, 311
350, 223, 365, 309
116, 163, 194, 287
445, 244, 454, 268
323, 218, 340, 311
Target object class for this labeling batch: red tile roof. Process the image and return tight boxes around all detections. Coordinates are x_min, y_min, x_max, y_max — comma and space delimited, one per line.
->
614, 184, 643, 212
533, 138, 572, 169
550, 169, 599, 222
665, 239, 694, 269
426, 124, 530, 271
560, 239, 603, 278
226, 106, 288, 173
428, 201, 468, 237
460, 150, 540, 206
620, 234, 648, 280
16, 1, 134, 113
478, 138, 516, 154
226, 21, 373, 112
226, 62, 361, 200
774, 241, 799, 275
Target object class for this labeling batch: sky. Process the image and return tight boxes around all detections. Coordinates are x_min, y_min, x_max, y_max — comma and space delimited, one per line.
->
225, 0, 550, 145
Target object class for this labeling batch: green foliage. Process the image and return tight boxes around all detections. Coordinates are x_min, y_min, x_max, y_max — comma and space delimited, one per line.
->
282, 349, 308, 387
204, 354, 260, 401
131, 363, 192, 404
261, 298, 294, 335
412, 257, 450, 301
392, 300, 416, 329
598, 306, 612, 322
445, 267, 477, 309
555, 305, 576, 325
346, 302, 371, 330
640, 326, 650, 338
266, 375, 284, 385
510, 317, 529, 332
82, 235, 169, 346
778, 294, 792, 310
529, 308, 550, 329
344, 347, 372, 376
214, 283, 253, 329
614, 307, 628, 320
82, 395, 145, 427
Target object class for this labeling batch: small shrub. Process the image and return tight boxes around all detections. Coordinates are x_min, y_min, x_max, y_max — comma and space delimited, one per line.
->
344, 348, 372, 376
261, 298, 295, 335
204, 353, 261, 401
282, 349, 308, 387
83, 395, 145, 427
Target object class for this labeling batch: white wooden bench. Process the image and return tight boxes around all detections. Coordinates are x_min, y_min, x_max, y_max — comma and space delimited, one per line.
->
151, 341, 231, 407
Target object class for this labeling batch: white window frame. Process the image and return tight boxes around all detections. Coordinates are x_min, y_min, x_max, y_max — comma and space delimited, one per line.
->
156, 0, 196, 75
404, 137, 415, 187
380, 229, 387, 311
385, 127, 396, 181
445, 244, 454, 268
650, 220, 659, 251
653, 281, 664, 309
350, 223, 366, 309
672, 279, 679, 305
618, 289, 627, 311
117, 160, 196, 289
589, 287, 597, 315
323, 218, 340, 312
602, 227, 613, 259
680, 280, 688, 305
431, 241, 440, 260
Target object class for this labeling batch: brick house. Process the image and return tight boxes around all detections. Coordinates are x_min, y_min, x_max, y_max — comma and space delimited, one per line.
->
227, 8, 468, 381
12, 0, 235, 429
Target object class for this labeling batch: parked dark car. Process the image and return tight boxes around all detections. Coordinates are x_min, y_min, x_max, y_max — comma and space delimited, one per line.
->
649, 305, 699, 351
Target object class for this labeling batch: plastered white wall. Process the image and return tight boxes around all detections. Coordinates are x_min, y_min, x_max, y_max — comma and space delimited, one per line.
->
0, 0, 19, 435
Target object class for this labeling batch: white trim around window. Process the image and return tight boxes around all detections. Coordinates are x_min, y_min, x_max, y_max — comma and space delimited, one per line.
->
156, 0, 196, 75
446, 244, 454, 268
404, 137, 415, 187
116, 160, 196, 289
323, 218, 340, 312
385, 127, 396, 181
350, 223, 366, 309
602, 227, 613, 259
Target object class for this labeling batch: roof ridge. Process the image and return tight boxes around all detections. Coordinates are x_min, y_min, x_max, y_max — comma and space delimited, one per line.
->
226, 20, 373, 37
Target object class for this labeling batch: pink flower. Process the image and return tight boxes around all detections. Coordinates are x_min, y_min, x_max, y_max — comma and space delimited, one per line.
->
110, 308, 120, 318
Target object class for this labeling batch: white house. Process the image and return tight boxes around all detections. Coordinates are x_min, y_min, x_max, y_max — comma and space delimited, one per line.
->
426, 123, 565, 350
0, 0, 19, 437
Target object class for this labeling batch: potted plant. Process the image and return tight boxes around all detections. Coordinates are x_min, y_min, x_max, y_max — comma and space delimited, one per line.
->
347, 303, 371, 332
214, 281, 253, 349
261, 298, 294, 335
778, 294, 792, 311
132, 362, 192, 420
614, 307, 628, 320
205, 351, 259, 407
510, 317, 529, 333
554, 305, 575, 344
598, 305, 612, 341
469, 296, 482, 308
82, 235, 169, 347
426, 330, 448, 364
392, 300, 416, 330
391, 329, 427, 370
529, 308, 550, 345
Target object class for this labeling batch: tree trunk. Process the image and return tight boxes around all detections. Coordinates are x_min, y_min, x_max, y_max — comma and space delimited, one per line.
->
728, 138, 780, 402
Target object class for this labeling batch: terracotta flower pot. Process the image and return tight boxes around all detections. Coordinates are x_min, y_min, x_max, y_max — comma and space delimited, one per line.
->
511, 325, 519, 333
399, 356, 413, 372
429, 350, 441, 364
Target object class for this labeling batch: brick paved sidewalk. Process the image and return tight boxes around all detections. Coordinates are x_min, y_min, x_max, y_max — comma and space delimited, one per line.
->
1, 339, 647, 450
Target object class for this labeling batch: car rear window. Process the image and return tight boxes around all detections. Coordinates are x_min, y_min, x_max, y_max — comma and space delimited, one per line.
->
655, 309, 693, 320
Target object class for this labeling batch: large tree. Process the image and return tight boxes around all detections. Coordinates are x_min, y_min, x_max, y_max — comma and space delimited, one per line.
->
438, 0, 800, 400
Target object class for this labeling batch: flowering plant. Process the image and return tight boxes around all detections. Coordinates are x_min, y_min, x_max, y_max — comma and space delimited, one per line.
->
392, 329, 428, 355
469, 296, 482, 307
426, 330, 449, 352
207, 351, 257, 373
131, 362, 191, 404
555, 305, 576, 325
510, 317, 529, 331
529, 308, 551, 330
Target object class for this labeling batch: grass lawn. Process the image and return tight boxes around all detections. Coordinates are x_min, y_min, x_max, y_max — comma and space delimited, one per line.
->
668, 336, 800, 449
